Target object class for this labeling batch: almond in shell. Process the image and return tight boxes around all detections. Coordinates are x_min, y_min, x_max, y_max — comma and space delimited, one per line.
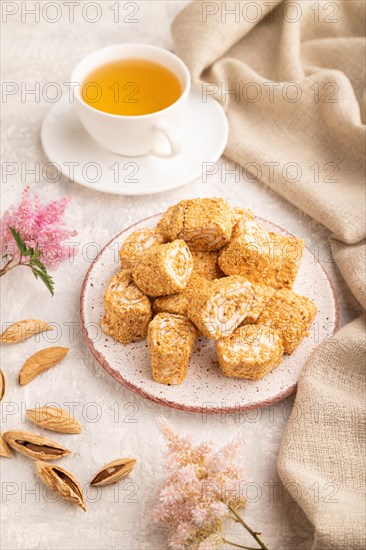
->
35, 461, 86, 511
0, 369, 5, 401
26, 406, 81, 434
3, 430, 70, 460
90, 458, 136, 486
0, 433, 13, 458
19, 346, 69, 385
0, 319, 52, 344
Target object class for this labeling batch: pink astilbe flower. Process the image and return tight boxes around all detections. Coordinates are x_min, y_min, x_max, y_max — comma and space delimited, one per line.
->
0, 187, 77, 265
152, 417, 248, 550
208, 502, 227, 521
0, 188, 77, 294
198, 533, 223, 550
178, 464, 198, 485
191, 506, 209, 527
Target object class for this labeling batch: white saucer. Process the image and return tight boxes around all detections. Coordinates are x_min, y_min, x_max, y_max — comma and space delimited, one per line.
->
41, 88, 228, 195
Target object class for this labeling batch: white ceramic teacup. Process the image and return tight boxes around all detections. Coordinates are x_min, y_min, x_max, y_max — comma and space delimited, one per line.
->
71, 44, 191, 158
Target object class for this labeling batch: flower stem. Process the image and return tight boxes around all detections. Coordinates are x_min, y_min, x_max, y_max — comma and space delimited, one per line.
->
225, 514, 239, 522
223, 538, 258, 549
226, 504, 269, 550
0, 256, 19, 276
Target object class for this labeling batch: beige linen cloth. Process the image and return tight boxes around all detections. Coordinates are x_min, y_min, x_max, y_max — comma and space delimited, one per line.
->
172, 1, 366, 548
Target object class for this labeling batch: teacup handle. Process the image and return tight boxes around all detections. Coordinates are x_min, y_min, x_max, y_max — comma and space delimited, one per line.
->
149, 123, 182, 159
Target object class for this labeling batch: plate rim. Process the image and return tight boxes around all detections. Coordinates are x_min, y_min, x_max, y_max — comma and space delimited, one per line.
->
80, 213, 339, 414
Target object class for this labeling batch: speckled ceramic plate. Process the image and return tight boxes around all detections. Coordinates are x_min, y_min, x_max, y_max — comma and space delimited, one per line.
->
80, 214, 338, 414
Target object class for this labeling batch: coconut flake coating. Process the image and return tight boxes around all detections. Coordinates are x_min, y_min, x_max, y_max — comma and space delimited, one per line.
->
258, 288, 317, 354
155, 205, 176, 241
152, 273, 205, 317
232, 207, 256, 238
217, 324, 284, 379
218, 220, 271, 275
153, 293, 190, 317
190, 249, 224, 280
102, 270, 152, 345
219, 226, 303, 290
158, 198, 235, 251
264, 233, 304, 289
132, 240, 193, 297
148, 313, 197, 385
119, 228, 165, 270
187, 275, 255, 340
243, 283, 276, 324
233, 207, 255, 223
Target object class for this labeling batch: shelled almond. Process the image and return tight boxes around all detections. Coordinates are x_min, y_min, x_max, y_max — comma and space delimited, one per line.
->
0, 319, 52, 344
19, 347, 69, 385
26, 406, 81, 434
